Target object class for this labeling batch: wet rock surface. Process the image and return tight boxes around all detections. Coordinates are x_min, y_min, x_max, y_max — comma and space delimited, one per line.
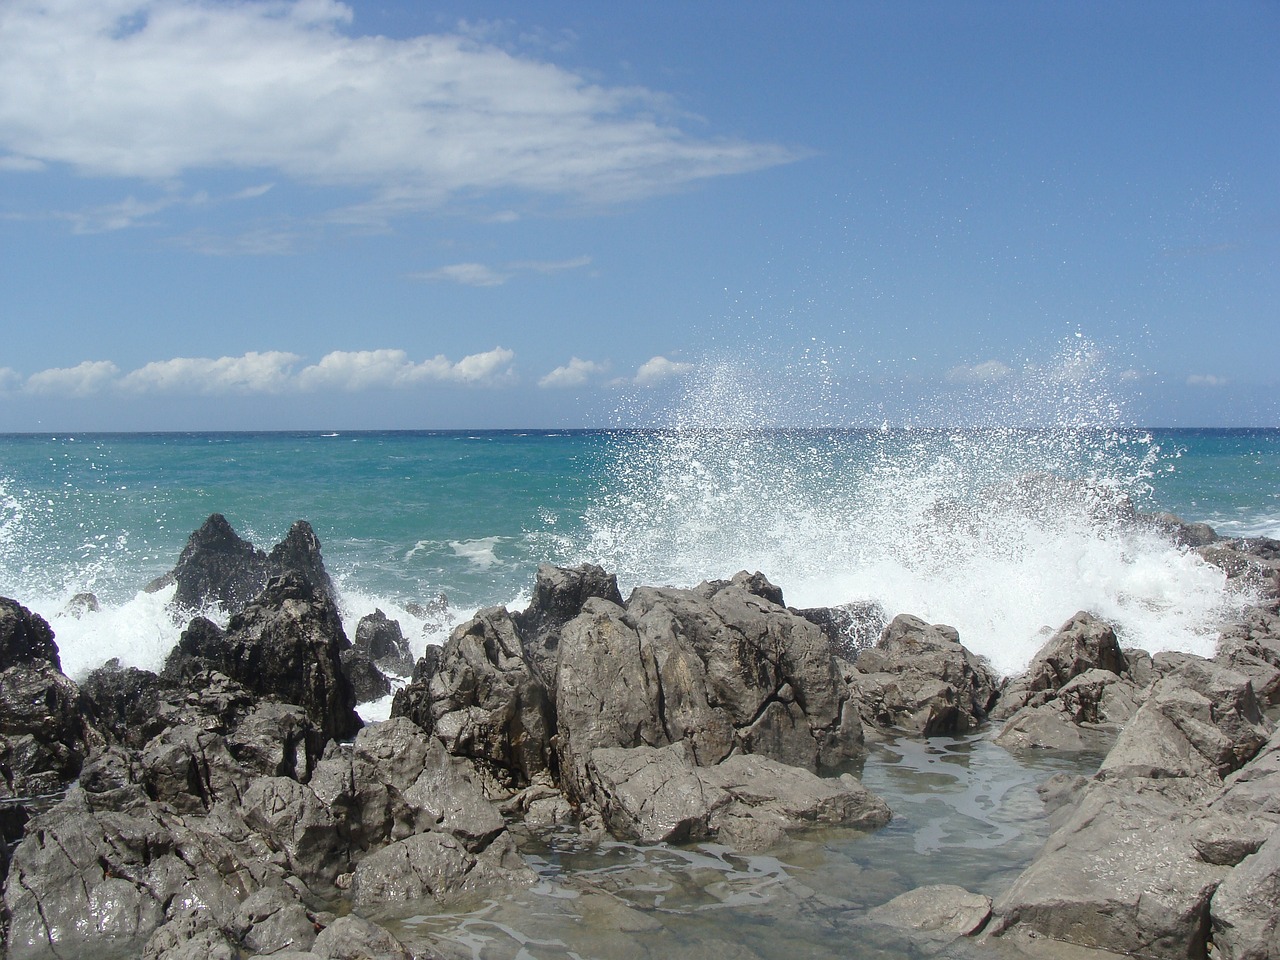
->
4, 512, 1280, 960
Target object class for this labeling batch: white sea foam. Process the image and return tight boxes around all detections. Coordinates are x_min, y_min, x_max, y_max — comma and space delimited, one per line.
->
576, 342, 1257, 678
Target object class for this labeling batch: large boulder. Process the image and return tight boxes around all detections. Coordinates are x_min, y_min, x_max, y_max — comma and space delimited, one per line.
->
513, 562, 625, 686
848, 614, 1000, 736
993, 611, 1130, 720
354, 609, 414, 676
149, 515, 336, 615
391, 606, 553, 793
0, 598, 61, 672
553, 572, 863, 803
169, 572, 361, 741
582, 741, 891, 850
1210, 822, 1280, 959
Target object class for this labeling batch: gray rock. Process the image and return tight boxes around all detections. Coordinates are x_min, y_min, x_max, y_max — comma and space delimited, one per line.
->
354, 608, 414, 675
992, 611, 1129, 721
513, 562, 624, 685
235, 885, 319, 956
311, 913, 415, 960
992, 777, 1226, 960
995, 668, 1141, 753
849, 614, 999, 736
392, 606, 552, 793
240, 776, 347, 889
583, 741, 891, 850
1210, 829, 1280, 960
340, 646, 392, 704
349, 828, 532, 909
864, 884, 992, 940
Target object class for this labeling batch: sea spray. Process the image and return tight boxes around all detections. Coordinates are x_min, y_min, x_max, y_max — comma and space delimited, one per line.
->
575, 344, 1257, 676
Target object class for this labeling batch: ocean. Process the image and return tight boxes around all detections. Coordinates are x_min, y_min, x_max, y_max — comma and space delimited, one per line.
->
1, 423, 1276, 684
2, 419, 1279, 958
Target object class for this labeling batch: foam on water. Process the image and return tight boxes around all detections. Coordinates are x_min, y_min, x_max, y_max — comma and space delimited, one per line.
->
576, 341, 1257, 677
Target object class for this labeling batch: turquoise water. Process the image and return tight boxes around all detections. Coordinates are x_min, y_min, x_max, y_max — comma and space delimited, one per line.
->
0, 427, 1277, 680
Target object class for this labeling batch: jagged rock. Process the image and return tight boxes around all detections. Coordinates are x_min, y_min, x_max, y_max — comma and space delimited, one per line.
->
848, 614, 999, 736
794, 600, 888, 661
149, 515, 337, 615
992, 611, 1130, 721
1210, 829, 1280, 959
392, 606, 552, 793
1146, 512, 1221, 548
1, 788, 285, 960
1098, 659, 1269, 784
0, 659, 91, 798
553, 573, 863, 804
64, 592, 101, 618
354, 609, 414, 675
140, 724, 247, 813
267, 519, 335, 601
339, 647, 392, 704
235, 885, 319, 956
154, 513, 269, 613
513, 562, 624, 685
0, 597, 61, 671
582, 741, 891, 850
169, 573, 361, 741
1200, 540, 1280, 599
995, 668, 1142, 753
81, 659, 172, 749
224, 701, 325, 782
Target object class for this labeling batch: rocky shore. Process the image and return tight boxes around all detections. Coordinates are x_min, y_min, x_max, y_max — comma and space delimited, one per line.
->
0, 512, 1278, 959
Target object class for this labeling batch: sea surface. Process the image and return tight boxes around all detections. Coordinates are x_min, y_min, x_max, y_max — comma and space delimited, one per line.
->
1, 421, 1278, 958
1, 424, 1276, 682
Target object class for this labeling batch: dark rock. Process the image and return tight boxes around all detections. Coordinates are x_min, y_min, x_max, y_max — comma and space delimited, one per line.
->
157, 513, 269, 614
1199, 541, 1280, 599
169, 573, 361, 741
267, 519, 335, 600
81, 659, 172, 750
0, 598, 61, 671
849, 614, 1000, 736
354, 609, 414, 675
234, 884, 319, 956
794, 600, 888, 661
340, 647, 392, 704
311, 914, 414, 960
0, 661, 91, 797
1146, 512, 1221, 548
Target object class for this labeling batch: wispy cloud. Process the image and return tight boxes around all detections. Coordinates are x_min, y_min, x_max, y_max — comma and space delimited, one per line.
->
633, 356, 694, 386
413, 255, 592, 287
414, 263, 512, 287
6, 347, 517, 397
539, 357, 608, 388
1187, 373, 1229, 387
0, 0, 796, 226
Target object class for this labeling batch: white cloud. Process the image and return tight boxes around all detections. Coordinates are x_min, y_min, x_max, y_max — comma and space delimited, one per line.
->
633, 355, 694, 386
945, 359, 1013, 385
0, 0, 795, 215
416, 263, 512, 287
539, 357, 607, 388
1187, 373, 1229, 387
415, 255, 591, 286
120, 352, 301, 393
296, 347, 515, 389
14, 346, 516, 398
0, 367, 22, 392
0, 154, 44, 172
24, 360, 121, 396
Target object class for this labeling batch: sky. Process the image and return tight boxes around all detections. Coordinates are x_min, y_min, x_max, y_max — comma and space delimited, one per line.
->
0, 0, 1276, 431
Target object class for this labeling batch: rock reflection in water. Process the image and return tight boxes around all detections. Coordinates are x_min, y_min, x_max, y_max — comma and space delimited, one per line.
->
392, 734, 1097, 960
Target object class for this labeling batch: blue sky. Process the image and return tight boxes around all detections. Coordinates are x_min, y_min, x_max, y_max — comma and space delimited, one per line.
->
1, 0, 1276, 430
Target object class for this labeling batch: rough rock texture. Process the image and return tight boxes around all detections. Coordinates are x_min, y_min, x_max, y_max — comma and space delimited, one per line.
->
994, 639, 1279, 960
148, 514, 337, 615
1210, 818, 1280, 959
583, 741, 891, 850
391, 605, 553, 793
169, 572, 361, 741
553, 573, 863, 804
847, 614, 1000, 736
0, 598, 62, 672
513, 562, 624, 686
993, 611, 1129, 720
793, 599, 889, 662
863, 884, 993, 941
339, 647, 392, 704
354, 609, 414, 676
